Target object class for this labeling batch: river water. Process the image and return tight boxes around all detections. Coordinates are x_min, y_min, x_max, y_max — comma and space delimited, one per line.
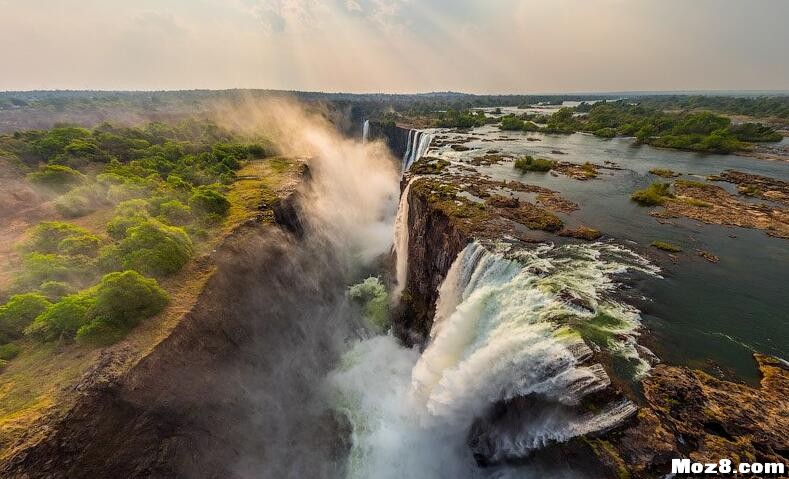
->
425, 125, 789, 381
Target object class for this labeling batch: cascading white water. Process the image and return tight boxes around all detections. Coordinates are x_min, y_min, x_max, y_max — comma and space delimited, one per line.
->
391, 176, 419, 304
362, 120, 370, 143
401, 129, 433, 173
331, 240, 659, 478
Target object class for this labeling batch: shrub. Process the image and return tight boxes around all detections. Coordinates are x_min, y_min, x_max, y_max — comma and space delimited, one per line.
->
27, 165, 85, 192
106, 200, 152, 239
57, 234, 102, 257
0, 293, 52, 341
631, 182, 673, 206
500, 115, 525, 131
514, 155, 555, 172
54, 185, 108, 218
728, 123, 782, 142
522, 121, 540, 132
17, 252, 73, 287
158, 200, 193, 226
651, 241, 682, 253
38, 280, 76, 300
75, 270, 168, 345
189, 186, 230, 217
21, 221, 89, 253
594, 128, 617, 138
117, 220, 193, 276
247, 143, 268, 158
0, 343, 21, 361
25, 293, 95, 341
649, 168, 678, 178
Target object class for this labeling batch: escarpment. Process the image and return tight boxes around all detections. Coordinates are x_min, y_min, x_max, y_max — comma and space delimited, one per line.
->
392, 183, 470, 347
0, 169, 352, 479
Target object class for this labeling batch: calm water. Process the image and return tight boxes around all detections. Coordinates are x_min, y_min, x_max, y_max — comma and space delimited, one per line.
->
426, 126, 789, 382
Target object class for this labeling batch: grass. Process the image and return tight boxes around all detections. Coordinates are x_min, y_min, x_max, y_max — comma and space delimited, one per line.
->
409, 157, 450, 175
679, 197, 712, 208
514, 155, 555, 173
651, 241, 682, 253
631, 182, 673, 205
224, 158, 299, 232
649, 168, 678, 178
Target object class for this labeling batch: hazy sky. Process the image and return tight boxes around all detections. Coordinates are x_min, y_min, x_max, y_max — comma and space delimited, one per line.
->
1, 0, 787, 93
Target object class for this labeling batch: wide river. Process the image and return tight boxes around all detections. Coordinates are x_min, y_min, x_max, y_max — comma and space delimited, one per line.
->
426, 124, 788, 382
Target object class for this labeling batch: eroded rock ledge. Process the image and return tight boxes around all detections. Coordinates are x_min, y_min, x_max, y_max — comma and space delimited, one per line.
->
594, 354, 789, 478
393, 176, 788, 478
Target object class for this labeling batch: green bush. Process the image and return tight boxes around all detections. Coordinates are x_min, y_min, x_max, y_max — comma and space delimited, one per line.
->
651, 241, 682, 253
117, 220, 193, 276
27, 165, 85, 192
38, 281, 76, 301
728, 123, 782, 142
57, 234, 101, 257
158, 200, 193, 226
594, 128, 617, 138
75, 270, 168, 345
0, 343, 21, 361
631, 182, 674, 206
54, 185, 109, 218
21, 221, 89, 253
106, 200, 152, 240
514, 155, 555, 172
500, 115, 525, 131
0, 293, 52, 341
17, 253, 73, 288
189, 186, 230, 217
25, 293, 95, 341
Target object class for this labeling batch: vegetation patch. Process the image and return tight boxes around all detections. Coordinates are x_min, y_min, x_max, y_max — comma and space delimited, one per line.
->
559, 226, 602, 241
649, 168, 679, 178
347, 277, 389, 331
631, 182, 674, 206
409, 157, 450, 175
650, 241, 682, 253
514, 155, 555, 173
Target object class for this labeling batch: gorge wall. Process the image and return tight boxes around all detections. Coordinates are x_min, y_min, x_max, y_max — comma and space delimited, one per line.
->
1, 186, 353, 479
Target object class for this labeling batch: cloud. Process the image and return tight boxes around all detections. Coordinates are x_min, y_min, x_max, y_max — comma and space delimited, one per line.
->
0, 0, 787, 92
345, 0, 362, 12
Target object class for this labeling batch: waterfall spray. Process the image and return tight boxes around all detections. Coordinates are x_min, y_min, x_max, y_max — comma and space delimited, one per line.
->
391, 176, 420, 304
332, 240, 659, 478
362, 120, 370, 143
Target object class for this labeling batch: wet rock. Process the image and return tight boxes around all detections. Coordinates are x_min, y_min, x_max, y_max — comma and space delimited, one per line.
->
596, 354, 789, 478
559, 226, 603, 241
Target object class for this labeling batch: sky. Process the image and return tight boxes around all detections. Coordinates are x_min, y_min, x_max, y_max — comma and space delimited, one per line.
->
1, 0, 788, 93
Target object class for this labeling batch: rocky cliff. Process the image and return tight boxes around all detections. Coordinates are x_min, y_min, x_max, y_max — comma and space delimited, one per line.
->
386, 157, 788, 478
0, 170, 352, 479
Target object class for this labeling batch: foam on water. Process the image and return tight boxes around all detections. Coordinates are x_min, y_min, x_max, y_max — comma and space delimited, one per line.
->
331, 240, 659, 478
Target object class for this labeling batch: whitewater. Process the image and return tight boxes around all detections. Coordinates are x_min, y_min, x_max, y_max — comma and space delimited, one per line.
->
330, 129, 661, 478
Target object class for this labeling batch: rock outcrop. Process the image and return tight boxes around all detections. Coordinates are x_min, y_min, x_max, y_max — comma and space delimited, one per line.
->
598, 354, 789, 478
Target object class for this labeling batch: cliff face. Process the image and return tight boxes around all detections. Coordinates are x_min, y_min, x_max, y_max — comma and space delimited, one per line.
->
392, 184, 469, 347
388, 178, 789, 478
368, 123, 411, 159
0, 184, 352, 479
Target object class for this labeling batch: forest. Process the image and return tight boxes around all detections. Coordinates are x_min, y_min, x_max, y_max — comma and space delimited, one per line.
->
0, 120, 272, 359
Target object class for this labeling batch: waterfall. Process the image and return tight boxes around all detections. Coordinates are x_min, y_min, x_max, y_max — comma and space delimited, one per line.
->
401, 129, 415, 173
362, 120, 370, 143
331, 240, 659, 478
391, 176, 419, 304
401, 129, 433, 173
